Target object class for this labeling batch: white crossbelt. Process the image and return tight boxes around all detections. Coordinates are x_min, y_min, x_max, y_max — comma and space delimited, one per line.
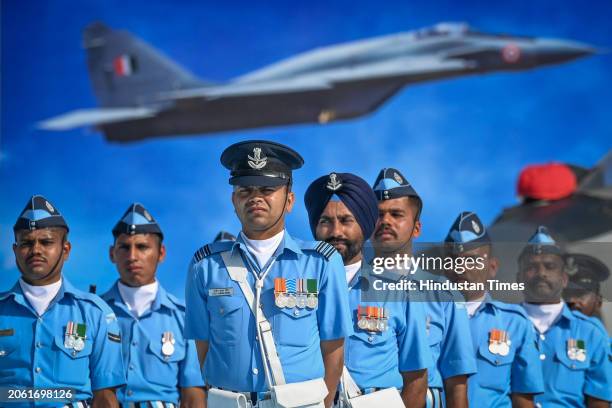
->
220, 250, 286, 387
341, 366, 362, 399
339, 362, 404, 407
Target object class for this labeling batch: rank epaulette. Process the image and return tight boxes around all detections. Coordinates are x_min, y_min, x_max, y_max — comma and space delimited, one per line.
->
192, 241, 234, 263
193, 245, 212, 263
313, 241, 337, 260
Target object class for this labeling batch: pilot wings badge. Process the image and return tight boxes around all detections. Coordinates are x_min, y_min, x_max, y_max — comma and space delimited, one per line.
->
326, 173, 342, 191
248, 147, 267, 169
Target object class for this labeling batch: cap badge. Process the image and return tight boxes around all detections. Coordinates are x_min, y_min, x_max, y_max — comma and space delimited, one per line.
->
326, 173, 342, 191
143, 209, 152, 221
248, 147, 267, 170
45, 201, 54, 212
472, 220, 480, 234
393, 172, 403, 184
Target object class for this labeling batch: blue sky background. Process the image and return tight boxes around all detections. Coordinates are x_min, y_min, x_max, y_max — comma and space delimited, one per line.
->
1, 0, 611, 297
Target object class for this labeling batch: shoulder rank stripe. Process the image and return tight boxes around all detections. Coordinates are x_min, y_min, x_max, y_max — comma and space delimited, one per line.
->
107, 332, 121, 343
193, 244, 212, 262
314, 241, 337, 260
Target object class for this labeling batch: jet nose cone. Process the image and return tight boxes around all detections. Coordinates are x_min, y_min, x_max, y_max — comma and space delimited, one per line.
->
534, 39, 597, 64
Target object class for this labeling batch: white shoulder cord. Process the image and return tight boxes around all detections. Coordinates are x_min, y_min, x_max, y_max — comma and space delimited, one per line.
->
220, 250, 286, 388
342, 272, 363, 402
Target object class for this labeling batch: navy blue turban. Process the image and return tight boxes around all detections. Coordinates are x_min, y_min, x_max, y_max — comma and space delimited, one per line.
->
304, 172, 379, 240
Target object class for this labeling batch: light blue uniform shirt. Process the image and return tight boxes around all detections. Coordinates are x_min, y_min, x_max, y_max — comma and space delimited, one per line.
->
410, 269, 477, 390
345, 263, 432, 390
102, 282, 204, 404
524, 303, 612, 407
0, 278, 125, 407
467, 295, 543, 408
184, 231, 353, 392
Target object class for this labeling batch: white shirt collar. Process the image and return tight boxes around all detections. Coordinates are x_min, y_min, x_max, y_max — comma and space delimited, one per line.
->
117, 280, 159, 318
19, 278, 62, 316
465, 293, 488, 318
522, 301, 565, 333
240, 229, 284, 269
344, 260, 363, 284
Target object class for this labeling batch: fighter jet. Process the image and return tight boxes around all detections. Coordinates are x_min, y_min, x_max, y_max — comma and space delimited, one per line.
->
40, 22, 596, 142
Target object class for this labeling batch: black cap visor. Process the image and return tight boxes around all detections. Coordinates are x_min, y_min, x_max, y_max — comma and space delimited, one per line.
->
229, 170, 290, 187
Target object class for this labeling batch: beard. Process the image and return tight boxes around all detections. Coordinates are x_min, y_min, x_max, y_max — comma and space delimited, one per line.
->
325, 237, 363, 264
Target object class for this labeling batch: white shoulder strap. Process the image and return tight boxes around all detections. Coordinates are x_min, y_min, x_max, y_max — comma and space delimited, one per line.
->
220, 250, 286, 386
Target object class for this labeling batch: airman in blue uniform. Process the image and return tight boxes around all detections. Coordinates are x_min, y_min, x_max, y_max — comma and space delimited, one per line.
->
101, 203, 205, 407
564, 253, 609, 323
304, 172, 432, 406
184, 141, 353, 407
371, 169, 476, 408
444, 211, 544, 408
518, 226, 612, 407
0, 195, 125, 408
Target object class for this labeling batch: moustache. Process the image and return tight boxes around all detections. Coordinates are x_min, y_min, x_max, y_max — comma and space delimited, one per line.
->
375, 226, 396, 237
326, 238, 351, 247
26, 255, 47, 263
530, 277, 554, 288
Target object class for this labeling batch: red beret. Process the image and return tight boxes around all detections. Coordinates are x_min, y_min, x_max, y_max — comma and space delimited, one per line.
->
517, 163, 577, 201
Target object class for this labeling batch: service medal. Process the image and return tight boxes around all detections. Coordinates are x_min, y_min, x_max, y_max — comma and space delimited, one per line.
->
366, 319, 378, 331
498, 342, 510, 356
306, 295, 318, 309
286, 294, 297, 309
73, 337, 85, 351
73, 323, 87, 352
376, 308, 389, 332
489, 329, 507, 355
274, 278, 288, 308
305, 279, 318, 309
275, 293, 287, 308
567, 339, 586, 362
64, 321, 75, 349
357, 306, 368, 330
296, 294, 307, 309
568, 339, 576, 360
64, 335, 75, 349
162, 331, 175, 356
162, 341, 175, 356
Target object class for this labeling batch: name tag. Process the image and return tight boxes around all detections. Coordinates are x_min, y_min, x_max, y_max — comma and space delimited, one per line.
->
209, 288, 234, 297
0, 329, 14, 337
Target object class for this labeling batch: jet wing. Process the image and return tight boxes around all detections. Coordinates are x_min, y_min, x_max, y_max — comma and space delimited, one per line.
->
159, 58, 471, 102
160, 78, 331, 101
39, 107, 158, 131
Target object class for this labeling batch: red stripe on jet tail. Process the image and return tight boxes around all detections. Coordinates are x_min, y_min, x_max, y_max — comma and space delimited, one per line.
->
113, 55, 133, 76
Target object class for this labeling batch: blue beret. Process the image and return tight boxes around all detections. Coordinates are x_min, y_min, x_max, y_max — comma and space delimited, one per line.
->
372, 168, 420, 202
112, 203, 163, 240
221, 140, 304, 186
520, 226, 563, 260
445, 211, 490, 253
304, 172, 379, 240
14, 195, 68, 232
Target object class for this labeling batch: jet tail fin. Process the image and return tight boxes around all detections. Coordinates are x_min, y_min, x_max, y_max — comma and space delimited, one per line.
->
83, 22, 206, 107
